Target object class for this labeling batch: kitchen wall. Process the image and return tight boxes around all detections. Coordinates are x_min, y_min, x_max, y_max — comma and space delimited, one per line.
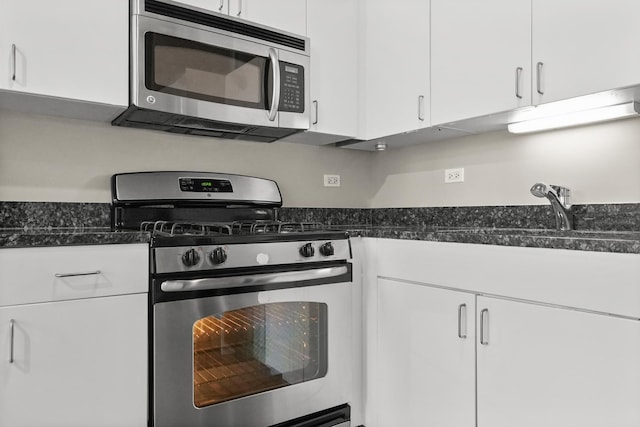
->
2, 110, 640, 209
0, 110, 373, 208
370, 116, 640, 208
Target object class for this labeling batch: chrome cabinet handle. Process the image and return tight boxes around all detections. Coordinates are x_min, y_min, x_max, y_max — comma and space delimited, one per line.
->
457, 304, 467, 339
9, 319, 15, 364
267, 48, 280, 122
515, 67, 523, 99
480, 308, 489, 345
237, 0, 242, 16
54, 270, 101, 278
218, 0, 224, 11
536, 62, 544, 95
313, 100, 319, 125
418, 95, 425, 121
11, 44, 16, 81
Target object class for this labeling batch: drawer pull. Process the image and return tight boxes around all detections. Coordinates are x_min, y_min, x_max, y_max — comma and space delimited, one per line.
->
55, 270, 101, 278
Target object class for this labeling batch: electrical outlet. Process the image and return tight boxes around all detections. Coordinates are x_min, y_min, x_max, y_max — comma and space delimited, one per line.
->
444, 168, 465, 183
324, 174, 341, 187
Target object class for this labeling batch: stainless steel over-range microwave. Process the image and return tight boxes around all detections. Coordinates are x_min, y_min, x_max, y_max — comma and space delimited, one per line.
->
113, 0, 310, 142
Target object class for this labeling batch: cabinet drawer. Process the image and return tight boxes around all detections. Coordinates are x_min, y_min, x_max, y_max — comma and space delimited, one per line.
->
0, 244, 148, 307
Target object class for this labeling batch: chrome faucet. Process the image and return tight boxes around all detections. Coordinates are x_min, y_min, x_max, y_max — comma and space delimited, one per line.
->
530, 183, 574, 230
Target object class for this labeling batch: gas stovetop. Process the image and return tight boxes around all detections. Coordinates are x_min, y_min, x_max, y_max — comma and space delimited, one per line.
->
111, 172, 351, 273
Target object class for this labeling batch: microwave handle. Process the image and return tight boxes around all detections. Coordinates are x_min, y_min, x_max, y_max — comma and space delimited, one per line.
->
268, 48, 281, 122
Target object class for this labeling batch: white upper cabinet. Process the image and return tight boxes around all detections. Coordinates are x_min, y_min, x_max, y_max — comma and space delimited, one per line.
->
431, 0, 531, 125
359, 0, 430, 140
174, 0, 229, 14
532, 0, 640, 105
0, 0, 128, 106
229, 0, 306, 35
176, 0, 306, 36
306, 0, 358, 139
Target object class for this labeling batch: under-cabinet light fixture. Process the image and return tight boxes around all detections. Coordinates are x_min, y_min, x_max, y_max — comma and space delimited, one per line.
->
375, 142, 388, 151
507, 101, 640, 134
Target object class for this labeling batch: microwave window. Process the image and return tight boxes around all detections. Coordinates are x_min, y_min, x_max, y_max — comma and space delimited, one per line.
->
145, 33, 270, 109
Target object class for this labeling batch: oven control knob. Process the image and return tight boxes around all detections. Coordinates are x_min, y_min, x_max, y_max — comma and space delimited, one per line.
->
319, 242, 335, 257
210, 247, 228, 265
182, 248, 200, 267
300, 242, 315, 258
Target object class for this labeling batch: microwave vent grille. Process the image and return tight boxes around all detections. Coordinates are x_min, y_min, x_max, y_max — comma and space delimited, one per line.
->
145, 0, 307, 52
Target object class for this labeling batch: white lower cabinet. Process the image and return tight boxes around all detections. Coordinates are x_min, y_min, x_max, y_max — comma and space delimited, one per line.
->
377, 279, 475, 427
0, 244, 149, 427
0, 294, 148, 427
368, 239, 640, 427
374, 279, 640, 427
477, 296, 640, 427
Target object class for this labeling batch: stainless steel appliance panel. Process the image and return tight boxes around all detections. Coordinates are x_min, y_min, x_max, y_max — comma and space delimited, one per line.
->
113, 171, 282, 204
153, 282, 352, 427
134, 14, 285, 127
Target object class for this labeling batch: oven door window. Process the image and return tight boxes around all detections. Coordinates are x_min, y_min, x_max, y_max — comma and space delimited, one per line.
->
193, 302, 328, 407
145, 32, 271, 110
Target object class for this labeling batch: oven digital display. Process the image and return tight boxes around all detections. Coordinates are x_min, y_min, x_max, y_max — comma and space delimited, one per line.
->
180, 178, 233, 193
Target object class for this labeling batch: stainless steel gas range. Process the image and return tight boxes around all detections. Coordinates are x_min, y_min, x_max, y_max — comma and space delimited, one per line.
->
111, 171, 352, 427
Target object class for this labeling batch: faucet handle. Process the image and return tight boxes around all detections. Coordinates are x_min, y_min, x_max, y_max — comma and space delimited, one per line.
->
550, 185, 572, 208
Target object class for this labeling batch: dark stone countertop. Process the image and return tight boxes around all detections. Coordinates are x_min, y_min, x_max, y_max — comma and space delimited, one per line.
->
1, 201, 639, 253
0, 226, 639, 254
0, 228, 150, 248
344, 226, 640, 254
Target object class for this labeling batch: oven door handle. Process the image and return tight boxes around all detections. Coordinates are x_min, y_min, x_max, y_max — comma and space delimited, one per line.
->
160, 265, 349, 292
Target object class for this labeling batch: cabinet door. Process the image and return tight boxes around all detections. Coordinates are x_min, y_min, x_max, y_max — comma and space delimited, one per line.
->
533, 0, 640, 105
229, 0, 307, 35
0, 0, 128, 106
376, 279, 475, 427
431, 0, 531, 125
173, 0, 229, 14
307, 0, 358, 139
477, 296, 640, 427
0, 295, 148, 427
360, 0, 430, 140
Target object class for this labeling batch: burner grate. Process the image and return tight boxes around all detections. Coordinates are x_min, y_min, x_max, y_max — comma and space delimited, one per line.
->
140, 220, 325, 237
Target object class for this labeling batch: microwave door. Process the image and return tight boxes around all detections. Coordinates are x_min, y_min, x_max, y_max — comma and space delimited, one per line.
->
133, 15, 279, 128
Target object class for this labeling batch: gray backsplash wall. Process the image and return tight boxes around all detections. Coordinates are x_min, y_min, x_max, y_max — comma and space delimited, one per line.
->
0, 111, 373, 208
2, 110, 640, 210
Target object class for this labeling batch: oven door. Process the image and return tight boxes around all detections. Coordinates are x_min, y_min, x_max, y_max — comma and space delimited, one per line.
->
133, 14, 310, 130
153, 265, 352, 427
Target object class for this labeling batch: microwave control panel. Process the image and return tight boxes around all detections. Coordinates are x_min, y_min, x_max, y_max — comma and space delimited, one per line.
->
279, 62, 305, 113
